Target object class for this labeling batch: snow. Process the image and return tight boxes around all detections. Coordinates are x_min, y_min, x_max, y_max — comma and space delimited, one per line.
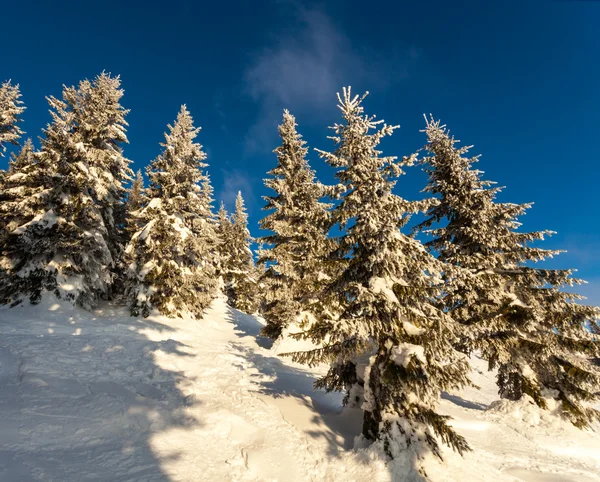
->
369, 276, 399, 304
0, 297, 598, 481
12, 209, 61, 234
391, 343, 427, 367
403, 320, 425, 336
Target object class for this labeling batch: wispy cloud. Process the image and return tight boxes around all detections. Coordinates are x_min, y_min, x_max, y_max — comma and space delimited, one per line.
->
242, 7, 417, 154
219, 168, 258, 213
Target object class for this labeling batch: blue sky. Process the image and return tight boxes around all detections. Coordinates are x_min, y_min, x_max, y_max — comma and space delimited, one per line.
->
2, 0, 599, 303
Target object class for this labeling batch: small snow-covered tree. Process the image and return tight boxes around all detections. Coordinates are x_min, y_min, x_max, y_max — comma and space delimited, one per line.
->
0, 80, 25, 156
124, 169, 145, 239
222, 191, 258, 313
125, 105, 217, 318
193, 173, 219, 285
215, 201, 232, 282
418, 117, 600, 427
258, 110, 334, 339
286, 89, 471, 466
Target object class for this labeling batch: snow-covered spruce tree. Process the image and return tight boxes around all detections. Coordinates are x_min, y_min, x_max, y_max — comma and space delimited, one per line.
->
215, 201, 232, 281
72, 73, 133, 293
125, 105, 217, 318
417, 117, 600, 427
286, 89, 471, 464
0, 80, 25, 156
258, 110, 334, 339
222, 191, 258, 313
0, 80, 120, 308
195, 174, 220, 277
0, 139, 42, 300
124, 169, 146, 239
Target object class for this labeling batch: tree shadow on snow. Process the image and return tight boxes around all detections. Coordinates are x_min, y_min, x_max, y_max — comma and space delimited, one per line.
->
441, 392, 488, 411
223, 307, 275, 350
0, 299, 202, 482
223, 305, 364, 459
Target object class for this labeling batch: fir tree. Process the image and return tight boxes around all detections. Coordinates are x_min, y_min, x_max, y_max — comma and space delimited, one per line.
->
418, 117, 600, 427
222, 192, 258, 313
0, 79, 119, 308
125, 105, 217, 318
0, 80, 25, 156
73, 73, 132, 289
124, 169, 146, 238
0, 140, 41, 300
286, 89, 471, 466
258, 110, 334, 339
215, 201, 232, 282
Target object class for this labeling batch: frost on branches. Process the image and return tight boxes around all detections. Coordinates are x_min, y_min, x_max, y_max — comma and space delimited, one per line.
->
220, 192, 258, 314
125, 105, 217, 318
0, 80, 25, 156
418, 117, 600, 428
258, 110, 334, 339
285, 89, 471, 468
0, 74, 130, 308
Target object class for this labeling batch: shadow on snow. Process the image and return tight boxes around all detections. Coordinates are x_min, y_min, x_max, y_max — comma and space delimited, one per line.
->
0, 298, 201, 482
223, 305, 364, 457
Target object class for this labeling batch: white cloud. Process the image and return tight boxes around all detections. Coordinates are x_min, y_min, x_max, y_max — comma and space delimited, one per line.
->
242, 7, 416, 154
219, 168, 257, 212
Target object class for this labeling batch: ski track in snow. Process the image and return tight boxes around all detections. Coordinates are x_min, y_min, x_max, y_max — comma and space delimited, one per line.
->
0, 296, 599, 481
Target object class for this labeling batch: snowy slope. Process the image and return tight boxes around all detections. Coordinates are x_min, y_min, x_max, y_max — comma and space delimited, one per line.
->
0, 297, 599, 482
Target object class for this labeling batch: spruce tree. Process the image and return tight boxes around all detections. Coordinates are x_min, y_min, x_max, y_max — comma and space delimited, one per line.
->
125, 105, 217, 318
222, 192, 258, 313
418, 117, 600, 427
73, 73, 132, 290
0, 79, 119, 307
258, 110, 334, 339
0, 140, 41, 300
124, 169, 145, 239
215, 201, 233, 282
286, 89, 471, 465
0, 80, 25, 156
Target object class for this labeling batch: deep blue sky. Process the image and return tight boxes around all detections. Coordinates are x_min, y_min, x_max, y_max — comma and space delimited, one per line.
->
2, 0, 599, 303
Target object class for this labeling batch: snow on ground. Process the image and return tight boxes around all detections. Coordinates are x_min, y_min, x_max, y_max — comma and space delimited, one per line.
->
0, 296, 599, 481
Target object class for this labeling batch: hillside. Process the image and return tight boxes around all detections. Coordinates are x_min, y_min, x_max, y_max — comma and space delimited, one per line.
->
0, 297, 599, 481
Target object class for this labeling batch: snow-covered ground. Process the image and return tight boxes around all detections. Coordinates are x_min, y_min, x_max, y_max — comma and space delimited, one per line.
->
0, 296, 599, 481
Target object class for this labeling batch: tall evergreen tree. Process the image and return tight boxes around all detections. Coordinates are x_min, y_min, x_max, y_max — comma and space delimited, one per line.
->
258, 110, 334, 339
125, 105, 217, 318
0, 77, 122, 307
222, 192, 258, 313
73, 73, 132, 288
417, 117, 600, 427
287, 89, 471, 465
0, 80, 25, 156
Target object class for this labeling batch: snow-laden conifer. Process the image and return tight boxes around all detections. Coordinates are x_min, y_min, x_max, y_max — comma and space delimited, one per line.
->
286, 89, 471, 466
221, 192, 258, 313
215, 201, 232, 281
0, 80, 25, 156
418, 117, 600, 427
0, 140, 42, 300
124, 169, 145, 238
125, 105, 217, 318
258, 110, 334, 339
0, 79, 121, 307
72, 73, 133, 283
